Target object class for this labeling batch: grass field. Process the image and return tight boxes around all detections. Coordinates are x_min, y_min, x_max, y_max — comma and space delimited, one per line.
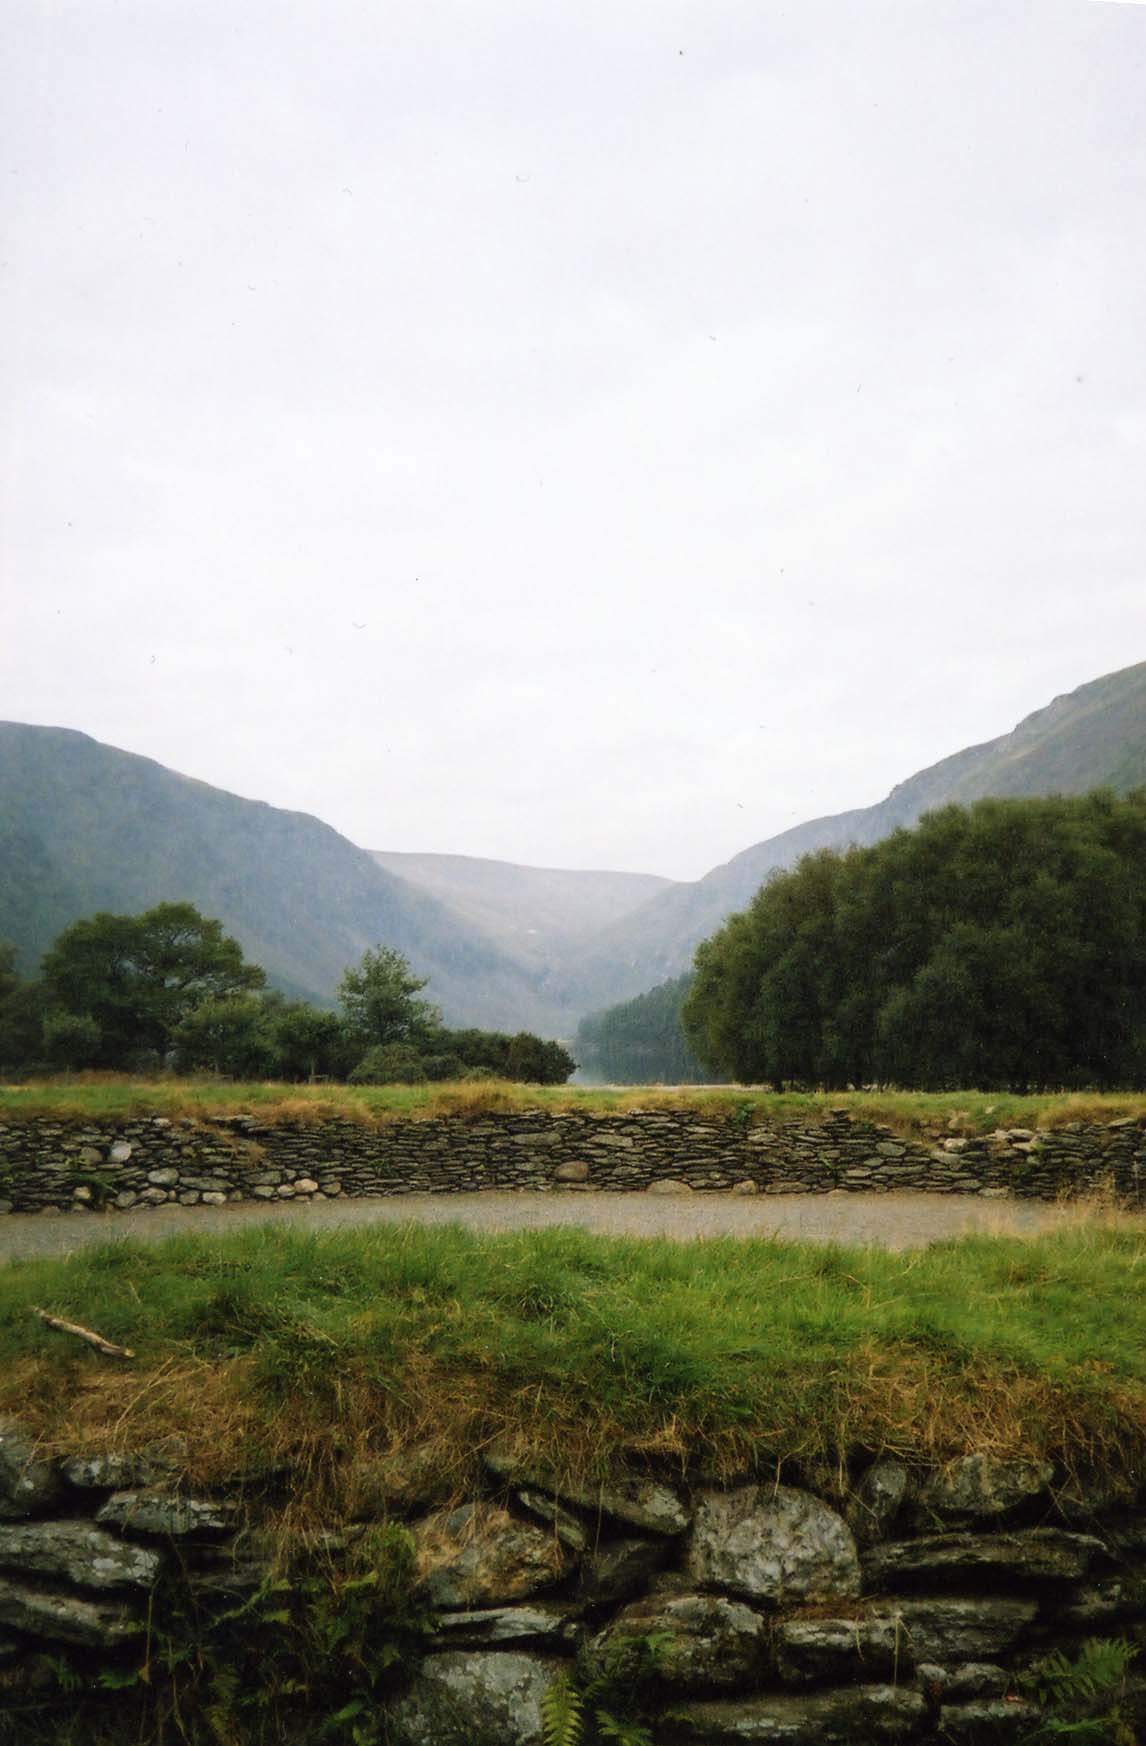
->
2, 1214, 1145, 1515
2, 1074, 1145, 1134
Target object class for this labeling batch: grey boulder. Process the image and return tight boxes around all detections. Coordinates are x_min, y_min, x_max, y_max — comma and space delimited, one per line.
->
96, 1489, 235, 1539
687, 1486, 861, 1605
916, 1455, 1053, 1522
589, 1590, 769, 1693
866, 1596, 1038, 1661
865, 1527, 1106, 1588
939, 1699, 1040, 1742
774, 1613, 911, 1684
431, 1601, 582, 1650
0, 1573, 145, 1647
0, 1520, 161, 1591
412, 1503, 574, 1608
661, 1683, 927, 1743
848, 1458, 908, 1544
384, 1649, 562, 1746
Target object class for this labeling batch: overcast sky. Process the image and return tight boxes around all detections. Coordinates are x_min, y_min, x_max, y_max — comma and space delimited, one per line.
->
3, 0, 1145, 881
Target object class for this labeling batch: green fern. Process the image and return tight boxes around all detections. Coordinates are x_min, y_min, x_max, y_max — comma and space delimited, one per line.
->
595, 1712, 654, 1746
1023, 1638, 1139, 1745
542, 1670, 585, 1746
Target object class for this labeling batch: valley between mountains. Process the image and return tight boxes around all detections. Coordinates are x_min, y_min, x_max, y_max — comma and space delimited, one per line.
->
1, 659, 1144, 1040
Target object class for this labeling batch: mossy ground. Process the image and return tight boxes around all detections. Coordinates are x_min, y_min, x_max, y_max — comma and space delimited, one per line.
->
2, 1214, 1145, 1512
3, 1214, 1146, 1743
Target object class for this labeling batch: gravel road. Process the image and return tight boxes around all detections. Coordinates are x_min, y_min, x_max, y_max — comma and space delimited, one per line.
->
0, 1189, 1078, 1263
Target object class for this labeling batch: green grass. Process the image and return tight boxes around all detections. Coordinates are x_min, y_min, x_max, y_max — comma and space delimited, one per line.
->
2, 1218, 1145, 1509
2, 1074, 1144, 1134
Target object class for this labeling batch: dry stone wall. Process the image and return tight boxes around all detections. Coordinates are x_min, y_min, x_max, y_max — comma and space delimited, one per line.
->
1, 1108, 1145, 1216
1, 1418, 1144, 1743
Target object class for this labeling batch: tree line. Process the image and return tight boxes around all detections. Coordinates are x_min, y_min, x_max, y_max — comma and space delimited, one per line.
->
682, 791, 1146, 1091
0, 903, 575, 1085
575, 974, 715, 1084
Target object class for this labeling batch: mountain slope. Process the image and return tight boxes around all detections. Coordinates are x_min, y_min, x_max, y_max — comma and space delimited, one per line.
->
369, 851, 673, 973
568, 659, 1146, 1012
0, 725, 566, 1032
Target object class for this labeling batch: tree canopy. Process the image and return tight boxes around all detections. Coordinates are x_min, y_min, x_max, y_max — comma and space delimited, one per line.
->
337, 945, 440, 1049
0, 918, 575, 1085
41, 901, 265, 1068
682, 791, 1146, 1091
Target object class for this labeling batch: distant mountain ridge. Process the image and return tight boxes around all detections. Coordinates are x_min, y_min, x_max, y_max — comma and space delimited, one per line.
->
0, 724, 579, 1034
369, 851, 672, 971
560, 659, 1146, 1014
1, 660, 1142, 1041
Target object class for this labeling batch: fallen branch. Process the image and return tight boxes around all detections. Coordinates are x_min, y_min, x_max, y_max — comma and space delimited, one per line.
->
32, 1307, 135, 1360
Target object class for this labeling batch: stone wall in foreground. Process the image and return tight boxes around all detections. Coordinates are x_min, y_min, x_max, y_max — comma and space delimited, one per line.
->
1, 1417, 1144, 1743
1, 1108, 1145, 1216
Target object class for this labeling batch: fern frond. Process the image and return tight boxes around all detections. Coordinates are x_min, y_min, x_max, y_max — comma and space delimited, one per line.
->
541, 1670, 585, 1746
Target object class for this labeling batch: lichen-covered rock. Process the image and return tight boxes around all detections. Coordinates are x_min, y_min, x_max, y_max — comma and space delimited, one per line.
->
384, 1649, 562, 1746
917, 1455, 1053, 1522
849, 1458, 908, 1544
62, 1441, 185, 1493
944, 1663, 1011, 1700
483, 1447, 690, 1536
0, 1416, 62, 1520
577, 1534, 671, 1605
0, 1521, 161, 1591
774, 1614, 910, 1684
561, 1475, 690, 1535
431, 1601, 582, 1650
0, 1574, 144, 1647
864, 1528, 1106, 1588
687, 1486, 861, 1605
553, 1160, 590, 1182
412, 1503, 573, 1608
939, 1699, 1040, 1742
866, 1596, 1038, 1661
589, 1591, 769, 1693
515, 1488, 589, 1550
661, 1683, 927, 1742
95, 1489, 234, 1539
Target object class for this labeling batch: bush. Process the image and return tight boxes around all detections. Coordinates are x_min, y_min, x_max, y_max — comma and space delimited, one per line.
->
348, 1043, 429, 1084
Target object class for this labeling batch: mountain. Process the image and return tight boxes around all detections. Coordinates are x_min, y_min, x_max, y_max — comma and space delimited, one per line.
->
566, 659, 1146, 1013
0, 724, 577, 1034
369, 851, 672, 973
3, 660, 1143, 1044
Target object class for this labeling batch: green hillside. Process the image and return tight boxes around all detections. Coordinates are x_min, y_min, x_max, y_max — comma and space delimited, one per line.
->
0, 725, 562, 1032
568, 660, 1146, 1014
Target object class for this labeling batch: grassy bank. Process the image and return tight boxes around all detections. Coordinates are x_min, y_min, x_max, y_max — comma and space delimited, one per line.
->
2, 1074, 1146, 1134
2, 1217, 1145, 1511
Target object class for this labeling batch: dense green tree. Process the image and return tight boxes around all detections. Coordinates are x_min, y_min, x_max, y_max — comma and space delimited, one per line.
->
172, 995, 278, 1079
338, 947, 439, 1052
576, 976, 712, 1084
269, 1002, 351, 1082
505, 1032, 577, 1085
683, 792, 1146, 1091
0, 943, 45, 1069
40, 1010, 103, 1070
41, 902, 265, 1068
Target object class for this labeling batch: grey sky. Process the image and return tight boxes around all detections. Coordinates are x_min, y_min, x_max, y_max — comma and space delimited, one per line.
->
3, 0, 1144, 880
